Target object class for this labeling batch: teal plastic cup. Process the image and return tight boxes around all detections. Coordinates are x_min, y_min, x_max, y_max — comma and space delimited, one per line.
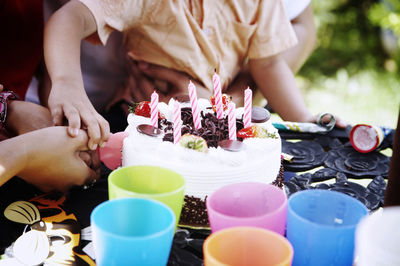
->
91, 198, 175, 266
287, 189, 368, 266
108, 165, 185, 226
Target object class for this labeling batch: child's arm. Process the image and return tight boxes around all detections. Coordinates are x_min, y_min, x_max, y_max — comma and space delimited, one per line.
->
5, 101, 53, 135
282, 4, 317, 73
249, 55, 313, 122
249, 55, 347, 127
44, 0, 109, 150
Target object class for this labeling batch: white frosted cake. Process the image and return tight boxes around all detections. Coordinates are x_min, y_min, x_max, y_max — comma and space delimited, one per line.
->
122, 97, 282, 226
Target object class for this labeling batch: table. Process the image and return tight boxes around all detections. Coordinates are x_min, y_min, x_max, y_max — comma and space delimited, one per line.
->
0, 125, 395, 265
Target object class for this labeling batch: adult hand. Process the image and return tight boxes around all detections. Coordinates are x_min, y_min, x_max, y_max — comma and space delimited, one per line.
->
18, 126, 100, 192
48, 80, 110, 150
5, 97, 101, 177
5, 101, 53, 135
78, 149, 101, 180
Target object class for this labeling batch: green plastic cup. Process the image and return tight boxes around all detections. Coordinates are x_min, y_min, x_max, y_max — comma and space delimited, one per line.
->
108, 165, 185, 227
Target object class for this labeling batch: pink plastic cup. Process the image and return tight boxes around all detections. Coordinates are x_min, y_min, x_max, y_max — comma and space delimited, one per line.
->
206, 182, 287, 234
98, 131, 129, 170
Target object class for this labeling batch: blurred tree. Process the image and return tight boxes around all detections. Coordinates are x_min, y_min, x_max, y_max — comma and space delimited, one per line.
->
368, 0, 400, 63
296, 1, 399, 129
300, 0, 391, 78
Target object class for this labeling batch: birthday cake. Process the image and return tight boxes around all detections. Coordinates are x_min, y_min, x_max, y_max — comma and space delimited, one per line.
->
121, 93, 282, 227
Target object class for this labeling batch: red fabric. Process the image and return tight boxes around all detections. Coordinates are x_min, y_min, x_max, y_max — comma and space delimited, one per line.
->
0, 0, 44, 100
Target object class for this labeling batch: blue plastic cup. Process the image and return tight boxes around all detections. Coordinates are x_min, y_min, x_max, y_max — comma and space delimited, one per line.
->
91, 198, 176, 266
287, 189, 368, 266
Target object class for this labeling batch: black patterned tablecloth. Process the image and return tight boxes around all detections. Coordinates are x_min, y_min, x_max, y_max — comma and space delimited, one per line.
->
0, 126, 394, 265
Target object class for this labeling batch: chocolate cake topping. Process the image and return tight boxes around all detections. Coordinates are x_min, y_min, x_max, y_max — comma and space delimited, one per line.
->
272, 159, 285, 188
218, 139, 245, 152
179, 196, 209, 227
161, 108, 244, 148
181, 107, 194, 127
251, 106, 271, 123
137, 124, 162, 137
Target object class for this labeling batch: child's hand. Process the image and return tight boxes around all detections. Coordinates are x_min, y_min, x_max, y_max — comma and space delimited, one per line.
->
307, 113, 348, 129
79, 149, 101, 181
18, 126, 100, 192
48, 81, 110, 150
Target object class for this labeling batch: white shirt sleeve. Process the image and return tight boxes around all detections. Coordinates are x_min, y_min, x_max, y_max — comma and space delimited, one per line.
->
282, 0, 311, 20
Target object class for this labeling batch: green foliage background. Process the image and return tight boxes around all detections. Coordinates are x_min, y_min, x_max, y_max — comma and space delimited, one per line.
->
294, 0, 400, 128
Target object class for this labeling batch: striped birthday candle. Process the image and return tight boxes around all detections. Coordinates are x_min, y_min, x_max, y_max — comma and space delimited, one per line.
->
150, 91, 159, 127
173, 101, 182, 144
188, 81, 202, 129
213, 72, 223, 119
228, 102, 237, 140
244, 87, 252, 128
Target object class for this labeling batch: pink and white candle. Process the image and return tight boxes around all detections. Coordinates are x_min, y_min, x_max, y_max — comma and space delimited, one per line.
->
188, 81, 202, 129
228, 102, 237, 140
150, 91, 159, 127
213, 72, 223, 119
173, 101, 182, 144
243, 87, 252, 128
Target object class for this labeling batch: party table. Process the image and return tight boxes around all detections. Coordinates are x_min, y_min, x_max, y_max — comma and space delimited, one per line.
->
0, 125, 394, 265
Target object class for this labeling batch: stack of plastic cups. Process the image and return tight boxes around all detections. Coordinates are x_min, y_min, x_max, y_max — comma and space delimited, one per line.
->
206, 182, 287, 235
355, 207, 400, 266
204, 182, 292, 265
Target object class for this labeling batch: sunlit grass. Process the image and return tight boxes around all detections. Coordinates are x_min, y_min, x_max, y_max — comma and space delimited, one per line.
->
298, 69, 400, 128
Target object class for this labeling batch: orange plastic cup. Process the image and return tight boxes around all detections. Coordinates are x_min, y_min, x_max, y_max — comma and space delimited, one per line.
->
203, 227, 293, 266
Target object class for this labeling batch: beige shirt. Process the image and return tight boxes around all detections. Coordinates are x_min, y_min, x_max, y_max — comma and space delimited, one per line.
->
283, 0, 311, 20
80, 0, 297, 91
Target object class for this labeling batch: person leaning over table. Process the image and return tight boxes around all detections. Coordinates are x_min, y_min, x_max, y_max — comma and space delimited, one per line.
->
44, 0, 347, 151
111, 0, 320, 108
0, 0, 101, 192
282, 0, 317, 74
31, 0, 129, 134
105, 0, 338, 132
0, 84, 100, 193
